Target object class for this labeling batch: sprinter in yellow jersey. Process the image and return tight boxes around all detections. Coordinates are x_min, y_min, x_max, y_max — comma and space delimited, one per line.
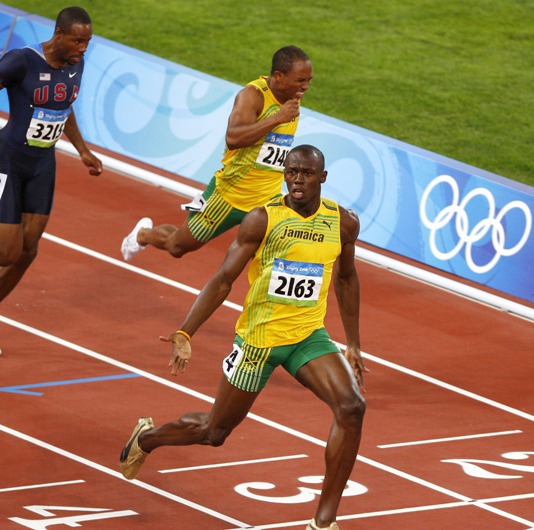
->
120, 145, 368, 530
121, 46, 313, 261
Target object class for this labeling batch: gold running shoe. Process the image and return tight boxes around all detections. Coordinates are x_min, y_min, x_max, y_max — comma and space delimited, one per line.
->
306, 519, 340, 530
119, 416, 154, 479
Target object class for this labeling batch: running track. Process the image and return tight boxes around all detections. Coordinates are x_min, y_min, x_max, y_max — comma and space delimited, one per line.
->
1, 147, 533, 529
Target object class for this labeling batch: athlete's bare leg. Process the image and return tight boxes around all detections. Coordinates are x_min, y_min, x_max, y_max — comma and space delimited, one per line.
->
138, 220, 205, 258
0, 213, 49, 301
0, 223, 22, 265
138, 375, 260, 451
296, 352, 366, 528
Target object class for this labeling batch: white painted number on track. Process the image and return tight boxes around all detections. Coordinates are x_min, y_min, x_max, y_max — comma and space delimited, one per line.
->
442, 451, 534, 479
235, 475, 367, 503
8, 505, 138, 528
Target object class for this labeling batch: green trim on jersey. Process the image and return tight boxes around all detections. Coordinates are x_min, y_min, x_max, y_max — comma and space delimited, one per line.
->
224, 329, 340, 392
187, 177, 248, 242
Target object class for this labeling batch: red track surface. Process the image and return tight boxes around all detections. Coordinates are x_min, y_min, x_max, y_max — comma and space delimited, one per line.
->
1, 150, 533, 529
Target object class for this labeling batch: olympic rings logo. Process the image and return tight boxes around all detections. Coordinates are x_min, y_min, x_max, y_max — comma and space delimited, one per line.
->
419, 175, 532, 274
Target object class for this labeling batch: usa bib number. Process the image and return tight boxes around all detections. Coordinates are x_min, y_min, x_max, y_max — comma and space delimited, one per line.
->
268, 258, 324, 306
27, 107, 71, 148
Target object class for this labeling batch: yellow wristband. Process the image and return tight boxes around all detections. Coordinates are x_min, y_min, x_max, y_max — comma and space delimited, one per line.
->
174, 330, 191, 341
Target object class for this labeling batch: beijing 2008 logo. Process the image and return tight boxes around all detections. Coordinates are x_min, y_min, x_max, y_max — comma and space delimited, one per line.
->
419, 175, 532, 274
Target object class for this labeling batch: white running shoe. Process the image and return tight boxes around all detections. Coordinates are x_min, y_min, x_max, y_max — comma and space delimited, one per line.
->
121, 217, 153, 261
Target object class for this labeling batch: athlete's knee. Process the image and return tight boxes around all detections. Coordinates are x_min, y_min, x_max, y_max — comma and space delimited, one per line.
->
20, 243, 39, 266
0, 242, 24, 266
335, 392, 366, 428
166, 233, 205, 258
0, 244, 38, 267
166, 243, 189, 259
0, 252, 18, 266
205, 425, 234, 447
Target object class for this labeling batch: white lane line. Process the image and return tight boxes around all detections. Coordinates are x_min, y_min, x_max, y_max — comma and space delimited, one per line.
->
228, 492, 534, 529
38, 233, 534, 424
159, 454, 308, 474
354, 347, 534, 423
0, 314, 217, 402
0, 423, 250, 528
41, 233, 241, 311
0, 316, 530, 528
378, 430, 523, 449
0, 480, 85, 492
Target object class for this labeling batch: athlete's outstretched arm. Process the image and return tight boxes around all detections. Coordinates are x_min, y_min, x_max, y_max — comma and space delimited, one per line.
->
162, 207, 267, 374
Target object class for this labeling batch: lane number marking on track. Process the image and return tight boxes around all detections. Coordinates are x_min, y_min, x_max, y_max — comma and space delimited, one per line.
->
235, 476, 367, 504
443, 451, 534, 480
8, 505, 137, 529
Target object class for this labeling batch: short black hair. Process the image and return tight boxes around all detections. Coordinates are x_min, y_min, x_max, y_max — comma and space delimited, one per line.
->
271, 46, 310, 75
56, 6, 92, 33
287, 144, 325, 171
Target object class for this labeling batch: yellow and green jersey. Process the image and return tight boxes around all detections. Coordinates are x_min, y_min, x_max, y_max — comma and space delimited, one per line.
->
215, 76, 299, 212
236, 196, 342, 347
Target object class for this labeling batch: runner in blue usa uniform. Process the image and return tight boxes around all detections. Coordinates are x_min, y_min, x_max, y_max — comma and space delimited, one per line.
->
0, 6, 102, 304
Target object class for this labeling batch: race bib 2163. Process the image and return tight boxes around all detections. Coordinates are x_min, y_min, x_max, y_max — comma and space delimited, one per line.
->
267, 258, 324, 307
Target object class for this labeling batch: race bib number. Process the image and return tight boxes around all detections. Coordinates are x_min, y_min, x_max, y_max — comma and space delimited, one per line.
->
268, 258, 324, 307
223, 343, 244, 378
26, 106, 71, 148
0, 173, 7, 200
256, 132, 293, 170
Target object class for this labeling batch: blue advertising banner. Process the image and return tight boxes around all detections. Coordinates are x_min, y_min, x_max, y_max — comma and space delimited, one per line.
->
1, 6, 532, 302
